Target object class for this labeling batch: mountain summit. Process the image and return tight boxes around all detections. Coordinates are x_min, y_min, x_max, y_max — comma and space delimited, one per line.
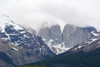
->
0, 14, 56, 66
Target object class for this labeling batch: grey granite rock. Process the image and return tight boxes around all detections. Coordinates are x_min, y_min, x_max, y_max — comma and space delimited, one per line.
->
38, 26, 50, 41
63, 24, 94, 48
38, 24, 97, 54
49, 25, 62, 44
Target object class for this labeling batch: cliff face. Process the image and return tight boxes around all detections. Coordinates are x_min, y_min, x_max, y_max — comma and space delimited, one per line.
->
38, 24, 97, 54
38, 26, 50, 41
63, 24, 92, 47
49, 25, 62, 44
38, 25, 62, 44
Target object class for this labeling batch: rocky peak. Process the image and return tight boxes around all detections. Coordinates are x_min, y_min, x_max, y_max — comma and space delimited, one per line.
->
0, 14, 56, 59
62, 24, 96, 48
38, 26, 50, 41
49, 24, 62, 44
38, 23, 98, 54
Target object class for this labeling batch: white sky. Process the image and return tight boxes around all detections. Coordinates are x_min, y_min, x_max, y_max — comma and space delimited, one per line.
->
0, 0, 100, 31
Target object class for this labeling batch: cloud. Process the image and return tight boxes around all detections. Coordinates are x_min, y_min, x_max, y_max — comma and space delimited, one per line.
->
37, 0, 100, 29
0, 0, 100, 31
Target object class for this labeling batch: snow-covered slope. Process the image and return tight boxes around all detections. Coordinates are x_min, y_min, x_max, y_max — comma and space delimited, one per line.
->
43, 38, 70, 55
0, 14, 55, 59
0, 16, 23, 35
91, 31, 100, 36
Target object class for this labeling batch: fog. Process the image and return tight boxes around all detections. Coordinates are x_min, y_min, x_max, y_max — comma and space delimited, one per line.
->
0, 0, 100, 32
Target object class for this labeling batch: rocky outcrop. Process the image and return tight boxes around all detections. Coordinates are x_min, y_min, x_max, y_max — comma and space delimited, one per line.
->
49, 25, 62, 44
38, 24, 62, 44
63, 24, 93, 47
38, 26, 50, 41
38, 24, 64, 55
0, 39, 44, 66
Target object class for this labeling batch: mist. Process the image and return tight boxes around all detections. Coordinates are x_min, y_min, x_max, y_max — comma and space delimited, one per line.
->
0, 0, 100, 32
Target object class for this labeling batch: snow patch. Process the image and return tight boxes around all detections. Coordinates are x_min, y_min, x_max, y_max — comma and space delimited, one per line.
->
20, 31, 26, 34
0, 24, 5, 32
52, 42, 70, 50
46, 40, 70, 55
92, 38, 98, 42
49, 39, 54, 43
8, 22, 24, 31
42, 38, 46, 41
74, 48, 77, 50
87, 38, 98, 44
12, 47, 18, 51
91, 31, 100, 36
78, 46, 82, 49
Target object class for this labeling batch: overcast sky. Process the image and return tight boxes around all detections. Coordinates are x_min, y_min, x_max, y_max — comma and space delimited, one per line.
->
0, 0, 100, 31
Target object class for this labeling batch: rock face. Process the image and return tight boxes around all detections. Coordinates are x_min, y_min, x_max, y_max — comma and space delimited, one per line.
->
0, 39, 43, 66
49, 25, 62, 44
38, 24, 62, 44
63, 24, 93, 47
38, 26, 50, 41
38, 24, 98, 54
38, 24, 65, 55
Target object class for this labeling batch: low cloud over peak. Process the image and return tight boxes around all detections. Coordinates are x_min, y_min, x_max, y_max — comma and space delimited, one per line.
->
0, 0, 100, 31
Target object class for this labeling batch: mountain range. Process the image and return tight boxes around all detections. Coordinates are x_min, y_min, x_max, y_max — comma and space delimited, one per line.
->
0, 14, 100, 67
27, 36, 100, 67
33, 23, 98, 54
0, 14, 56, 66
